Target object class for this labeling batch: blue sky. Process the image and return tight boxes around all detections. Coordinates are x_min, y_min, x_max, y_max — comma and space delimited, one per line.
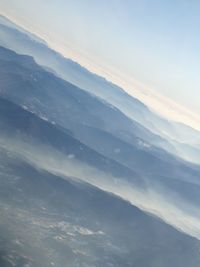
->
0, 0, 200, 128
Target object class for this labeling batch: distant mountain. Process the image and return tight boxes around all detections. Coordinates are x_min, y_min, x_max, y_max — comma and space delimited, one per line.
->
1, 16, 200, 267
0, 46, 174, 155
0, 17, 199, 164
0, 14, 47, 45
1, 46, 200, 221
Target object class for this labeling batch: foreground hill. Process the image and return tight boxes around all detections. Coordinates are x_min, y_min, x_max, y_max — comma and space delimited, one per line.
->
0, 127, 200, 267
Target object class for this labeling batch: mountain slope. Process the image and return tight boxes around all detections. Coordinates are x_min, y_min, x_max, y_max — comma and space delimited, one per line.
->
0, 16, 200, 163
0, 45, 175, 155
1, 48, 200, 235
0, 129, 200, 267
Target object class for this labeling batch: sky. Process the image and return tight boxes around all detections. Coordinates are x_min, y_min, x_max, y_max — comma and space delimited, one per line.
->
0, 0, 200, 129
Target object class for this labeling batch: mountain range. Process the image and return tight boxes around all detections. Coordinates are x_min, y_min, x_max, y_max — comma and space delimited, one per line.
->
0, 14, 200, 267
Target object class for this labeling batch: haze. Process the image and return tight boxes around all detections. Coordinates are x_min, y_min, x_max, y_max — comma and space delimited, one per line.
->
0, 0, 200, 130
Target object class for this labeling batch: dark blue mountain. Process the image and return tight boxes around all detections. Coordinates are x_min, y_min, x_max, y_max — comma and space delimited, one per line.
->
0, 15, 200, 165
0, 46, 200, 211
0, 115, 200, 267
1, 16, 200, 267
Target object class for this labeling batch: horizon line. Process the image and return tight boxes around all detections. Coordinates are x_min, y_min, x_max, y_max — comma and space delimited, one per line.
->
1, 12, 200, 132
